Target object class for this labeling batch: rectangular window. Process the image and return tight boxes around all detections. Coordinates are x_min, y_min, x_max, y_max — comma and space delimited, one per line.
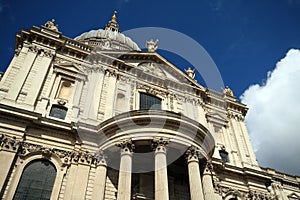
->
140, 93, 161, 110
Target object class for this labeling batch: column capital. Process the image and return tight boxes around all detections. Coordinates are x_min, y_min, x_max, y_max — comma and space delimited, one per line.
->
186, 146, 200, 163
94, 150, 107, 167
116, 139, 135, 155
203, 161, 213, 175
152, 137, 169, 154
0, 134, 21, 153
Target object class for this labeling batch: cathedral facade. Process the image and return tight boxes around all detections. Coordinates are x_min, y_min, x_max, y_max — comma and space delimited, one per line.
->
0, 12, 299, 200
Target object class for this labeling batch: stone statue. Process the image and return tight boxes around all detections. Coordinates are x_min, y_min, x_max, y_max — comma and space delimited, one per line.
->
185, 67, 195, 79
223, 86, 234, 96
44, 19, 59, 32
146, 39, 158, 52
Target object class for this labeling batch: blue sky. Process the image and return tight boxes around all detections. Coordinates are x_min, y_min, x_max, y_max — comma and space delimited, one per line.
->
1, 0, 300, 175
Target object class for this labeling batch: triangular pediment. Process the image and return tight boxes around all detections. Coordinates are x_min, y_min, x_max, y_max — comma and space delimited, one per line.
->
206, 111, 228, 127
55, 62, 85, 74
117, 52, 205, 90
53, 61, 86, 80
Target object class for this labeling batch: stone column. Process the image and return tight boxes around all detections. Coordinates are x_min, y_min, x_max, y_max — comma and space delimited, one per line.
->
186, 146, 204, 200
202, 163, 220, 200
152, 137, 169, 200
92, 152, 107, 200
116, 139, 134, 200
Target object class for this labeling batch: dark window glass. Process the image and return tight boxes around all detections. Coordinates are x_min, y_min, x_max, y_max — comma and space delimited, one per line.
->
14, 160, 57, 200
49, 105, 67, 119
219, 150, 229, 163
140, 93, 161, 110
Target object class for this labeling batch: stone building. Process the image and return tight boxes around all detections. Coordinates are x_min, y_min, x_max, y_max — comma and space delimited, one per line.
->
0, 12, 299, 200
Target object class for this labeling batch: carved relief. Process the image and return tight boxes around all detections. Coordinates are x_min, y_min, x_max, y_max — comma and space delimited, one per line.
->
146, 39, 158, 52
137, 84, 168, 98
186, 146, 200, 162
0, 134, 20, 152
152, 137, 169, 153
138, 62, 167, 78
116, 139, 135, 153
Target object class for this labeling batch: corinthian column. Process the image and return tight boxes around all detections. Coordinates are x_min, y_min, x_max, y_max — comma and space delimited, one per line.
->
116, 139, 134, 200
186, 146, 204, 200
152, 137, 169, 200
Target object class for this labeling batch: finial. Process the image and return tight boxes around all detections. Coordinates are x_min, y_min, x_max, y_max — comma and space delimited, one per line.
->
112, 11, 117, 22
105, 11, 120, 32
185, 67, 195, 79
146, 39, 159, 52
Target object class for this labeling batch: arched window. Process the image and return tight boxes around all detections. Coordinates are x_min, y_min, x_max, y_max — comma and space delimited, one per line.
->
14, 159, 57, 200
140, 93, 161, 110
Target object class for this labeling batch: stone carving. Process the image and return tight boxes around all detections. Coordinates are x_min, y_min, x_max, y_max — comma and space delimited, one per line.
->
223, 86, 234, 96
137, 84, 168, 98
186, 146, 200, 162
44, 19, 59, 32
94, 150, 107, 166
185, 67, 195, 79
18, 141, 103, 166
138, 62, 167, 78
146, 39, 158, 52
116, 139, 135, 153
152, 137, 169, 153
0, 134, 20, 152
214, 184, 274, 200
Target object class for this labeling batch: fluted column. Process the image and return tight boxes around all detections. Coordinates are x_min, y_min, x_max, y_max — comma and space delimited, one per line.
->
202, 163, 220, 200
92, 152, 107, 200
186, 146, 204, 200
152, 137, 169, 200
116, 139, 134, 200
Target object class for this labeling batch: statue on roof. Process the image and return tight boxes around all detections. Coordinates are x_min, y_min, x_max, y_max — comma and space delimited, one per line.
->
146, 39, 158, 52
223, 86, 234, 96
185, 67, 195, 79
44, 19, 59, 32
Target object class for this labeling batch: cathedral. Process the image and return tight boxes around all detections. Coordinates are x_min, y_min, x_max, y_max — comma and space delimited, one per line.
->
0, 11, 299, 200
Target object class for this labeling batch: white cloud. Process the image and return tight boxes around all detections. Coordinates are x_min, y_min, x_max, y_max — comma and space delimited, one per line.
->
240, 49, 300, 176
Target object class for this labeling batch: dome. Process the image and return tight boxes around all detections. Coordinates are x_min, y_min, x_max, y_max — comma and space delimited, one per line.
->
74, 11, 140, 51
74, 29, 140, 51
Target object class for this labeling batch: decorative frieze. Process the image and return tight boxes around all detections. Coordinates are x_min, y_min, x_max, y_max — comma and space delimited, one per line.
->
227, 111, 245, 121
214, 184, 274, 200
0, 134, 20, 152
18, 141, 103, 166
137, 84, 168, 98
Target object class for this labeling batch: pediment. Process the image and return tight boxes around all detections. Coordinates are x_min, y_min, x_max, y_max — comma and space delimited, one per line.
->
55, 62, 85, 74
288, 193, 300, 199
53, 61, 86, 80
206, 112, 228, 127
119, 52, 205, 90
